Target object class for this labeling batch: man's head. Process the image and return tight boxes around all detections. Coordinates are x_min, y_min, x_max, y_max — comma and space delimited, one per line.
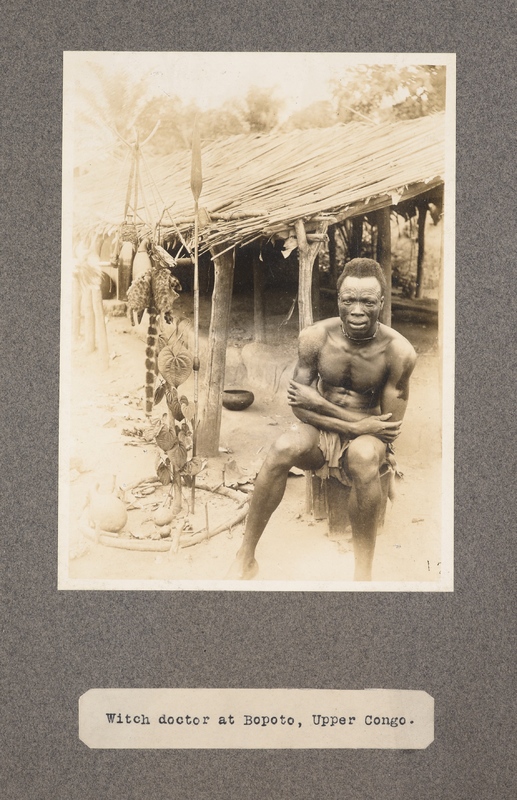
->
337, 258, 386, 296
336, 258, 385, 339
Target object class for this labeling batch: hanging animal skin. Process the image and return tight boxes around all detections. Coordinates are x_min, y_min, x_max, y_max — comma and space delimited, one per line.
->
127, 271, 152, 323
126, 263, 158, 414
127, 250, 183, 416
121, 207, 181, 412
151, 265, 181, 322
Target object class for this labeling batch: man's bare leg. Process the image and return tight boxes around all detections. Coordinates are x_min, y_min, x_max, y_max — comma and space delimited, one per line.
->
228, 423, 324, 579
345, 435, 386, 581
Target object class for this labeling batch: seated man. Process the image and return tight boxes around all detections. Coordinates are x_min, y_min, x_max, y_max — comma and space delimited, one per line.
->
229, 258, 417, 581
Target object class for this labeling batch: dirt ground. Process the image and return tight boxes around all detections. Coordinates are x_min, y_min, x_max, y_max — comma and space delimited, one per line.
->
62, 288, 444, 588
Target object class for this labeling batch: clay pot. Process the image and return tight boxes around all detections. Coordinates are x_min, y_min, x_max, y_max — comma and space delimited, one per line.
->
222, 389, 254, 411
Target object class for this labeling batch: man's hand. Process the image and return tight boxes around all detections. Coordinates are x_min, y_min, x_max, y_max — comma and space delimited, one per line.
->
353, 413, 402, 443
288, 380, 400, 441
287, 380, 324, 413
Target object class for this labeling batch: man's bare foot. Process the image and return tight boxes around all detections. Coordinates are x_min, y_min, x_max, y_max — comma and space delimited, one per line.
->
226, 554, 259, 580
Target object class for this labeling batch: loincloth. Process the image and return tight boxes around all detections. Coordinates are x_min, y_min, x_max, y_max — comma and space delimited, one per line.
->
314, 430, 399, 488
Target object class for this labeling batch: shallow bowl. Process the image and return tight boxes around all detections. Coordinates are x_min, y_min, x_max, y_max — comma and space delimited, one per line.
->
222, 389, 255, 411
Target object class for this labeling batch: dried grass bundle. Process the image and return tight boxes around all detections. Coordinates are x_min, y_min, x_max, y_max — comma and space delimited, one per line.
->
75, 113, 446, 253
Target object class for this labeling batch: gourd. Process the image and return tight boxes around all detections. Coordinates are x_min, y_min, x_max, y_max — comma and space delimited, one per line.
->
88, 483, 128, 532
153, 506, 175, 527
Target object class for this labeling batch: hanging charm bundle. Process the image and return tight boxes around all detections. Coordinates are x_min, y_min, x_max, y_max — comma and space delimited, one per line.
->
126, 240, 183, 416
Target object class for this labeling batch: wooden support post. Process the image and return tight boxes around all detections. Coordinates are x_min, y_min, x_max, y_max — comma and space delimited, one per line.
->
295, 219, 328, 332
438, 207, 444, 369
295, 219, 328, 505
415, 202, 428, 299
295, 219, 313, 331
311, 254, 321, 321
252, 248, 266, 343
376, 207, 392, 327
350, 217, 363, 259
328, 225, 338, 288
197, 246, 235, 457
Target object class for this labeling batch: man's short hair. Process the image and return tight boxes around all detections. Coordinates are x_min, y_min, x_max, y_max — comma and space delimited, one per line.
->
337, 258, 387, 296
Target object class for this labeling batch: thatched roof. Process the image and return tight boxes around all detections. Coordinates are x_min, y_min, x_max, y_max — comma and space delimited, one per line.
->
75, 112, 446, 252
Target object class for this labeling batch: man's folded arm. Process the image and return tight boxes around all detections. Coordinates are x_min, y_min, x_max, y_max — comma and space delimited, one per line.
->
379, 340, 417, 423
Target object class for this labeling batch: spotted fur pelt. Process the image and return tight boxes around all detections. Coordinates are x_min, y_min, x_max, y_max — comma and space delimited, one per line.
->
126, 258, 182, 416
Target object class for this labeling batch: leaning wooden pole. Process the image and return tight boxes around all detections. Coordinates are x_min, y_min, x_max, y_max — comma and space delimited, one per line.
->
133, 134, 140, 221
123, 148, 136, 221
190, 121, 203, 512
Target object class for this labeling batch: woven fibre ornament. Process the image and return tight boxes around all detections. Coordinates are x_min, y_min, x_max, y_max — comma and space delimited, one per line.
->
152, 244, 177, 269
157, 344, 193, 388
127, 271, 152, 313
120, 223, 138, 246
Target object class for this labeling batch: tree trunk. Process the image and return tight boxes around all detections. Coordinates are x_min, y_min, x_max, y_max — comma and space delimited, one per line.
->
376, 207, 392, 326
197, 247, 235, 456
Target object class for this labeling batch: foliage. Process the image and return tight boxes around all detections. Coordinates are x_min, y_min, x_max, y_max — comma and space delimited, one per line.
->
75, 64, 286, 169
331, 65, 446, 124
133, 93, 194, 154
199, 100, 249, 142
282, 101, 338, 132
75, 61, 445, 173
75, 62, 155, 164
242, 86, 284, 133
142, 327, 203, 489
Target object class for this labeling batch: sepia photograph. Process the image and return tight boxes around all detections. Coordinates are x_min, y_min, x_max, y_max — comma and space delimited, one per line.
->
59, 51, 455, 590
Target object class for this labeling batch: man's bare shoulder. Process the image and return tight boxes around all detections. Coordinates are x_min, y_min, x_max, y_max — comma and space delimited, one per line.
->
298, 317, 339, 347
380, 324, 417, 367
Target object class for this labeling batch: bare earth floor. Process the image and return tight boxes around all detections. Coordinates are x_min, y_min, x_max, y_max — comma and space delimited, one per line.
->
63, 295, 443, 587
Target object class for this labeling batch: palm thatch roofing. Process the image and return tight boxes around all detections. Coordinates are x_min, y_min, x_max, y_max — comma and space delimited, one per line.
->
75, 112, 446, 253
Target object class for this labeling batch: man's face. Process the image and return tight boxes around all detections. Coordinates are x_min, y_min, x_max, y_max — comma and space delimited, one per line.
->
337, 276, 384, 338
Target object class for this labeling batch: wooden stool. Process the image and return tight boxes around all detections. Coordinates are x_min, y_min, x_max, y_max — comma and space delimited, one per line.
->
306, 471, 391, 536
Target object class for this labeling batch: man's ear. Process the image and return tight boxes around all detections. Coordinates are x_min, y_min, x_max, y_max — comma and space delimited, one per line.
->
380, 296, 385, 310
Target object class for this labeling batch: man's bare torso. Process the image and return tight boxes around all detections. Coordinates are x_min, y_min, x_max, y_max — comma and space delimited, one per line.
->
313, 317, 404, 416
